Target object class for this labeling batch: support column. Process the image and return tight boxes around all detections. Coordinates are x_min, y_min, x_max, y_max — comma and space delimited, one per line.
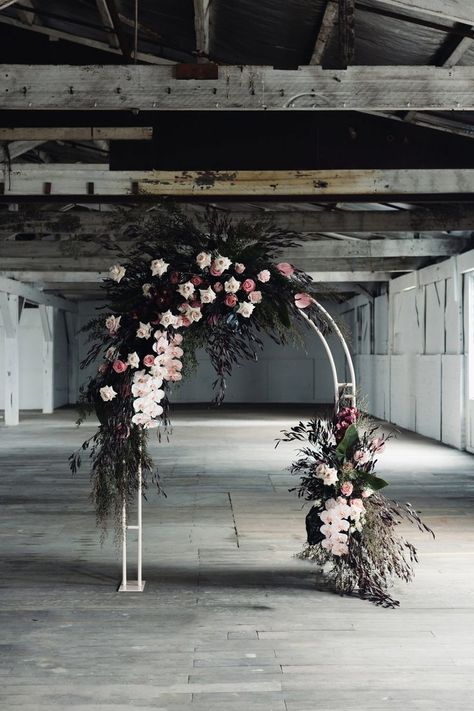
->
65, 311, 79, 405
39, 304, 54, 414
0, 292, 20, 426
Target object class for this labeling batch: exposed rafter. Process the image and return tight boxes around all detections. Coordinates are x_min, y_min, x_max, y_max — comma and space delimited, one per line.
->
193, 0, 210, 62
102, 0, 131, 61
338, 0, 355, 68
374, 0, 474, 27
15, 0, 38, 25
0, 140, 45, 163
95, 0, 119, 49
0, 15, 173, 65
309, 0, 338, 65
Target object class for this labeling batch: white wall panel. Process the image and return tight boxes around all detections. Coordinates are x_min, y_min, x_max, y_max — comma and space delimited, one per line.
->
374, 294, 388, 355
425, 281, 445, 355
390, 355, 416, 430
415, 355, 442, 440
18, 307, 43, 409
441, 355, 464, 449
53, 310, 69, 408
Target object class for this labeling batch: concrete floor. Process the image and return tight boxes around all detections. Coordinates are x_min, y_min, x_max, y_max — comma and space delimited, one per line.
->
1, 405, 474, 711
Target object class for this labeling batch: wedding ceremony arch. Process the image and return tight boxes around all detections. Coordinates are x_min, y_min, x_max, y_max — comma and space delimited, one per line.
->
71, 206, 433, 608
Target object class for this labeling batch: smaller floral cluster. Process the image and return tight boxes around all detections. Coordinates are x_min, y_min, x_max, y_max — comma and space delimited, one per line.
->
320, 496, 366, 556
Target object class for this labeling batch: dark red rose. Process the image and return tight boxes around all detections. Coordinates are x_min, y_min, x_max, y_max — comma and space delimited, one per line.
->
191, 276, 203, 286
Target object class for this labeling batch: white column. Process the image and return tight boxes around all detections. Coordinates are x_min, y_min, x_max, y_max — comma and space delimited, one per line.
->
0, 292, 20, 426
39, 304, 54, 414
65, 311, 79, 404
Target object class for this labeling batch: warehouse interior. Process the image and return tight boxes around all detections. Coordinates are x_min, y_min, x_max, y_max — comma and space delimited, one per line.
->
1, 1, 474, 710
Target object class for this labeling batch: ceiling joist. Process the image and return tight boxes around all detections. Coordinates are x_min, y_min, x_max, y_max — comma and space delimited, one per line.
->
2, 166, 474, 199
1, 64, 474, 111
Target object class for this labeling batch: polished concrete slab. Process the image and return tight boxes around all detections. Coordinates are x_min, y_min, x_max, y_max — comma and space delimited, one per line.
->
0, 405, 474, 710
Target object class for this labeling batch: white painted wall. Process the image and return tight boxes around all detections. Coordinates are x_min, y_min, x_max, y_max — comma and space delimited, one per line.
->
0, 304, 70, 413
342, 249, 474, 450
77, 300, 347, 405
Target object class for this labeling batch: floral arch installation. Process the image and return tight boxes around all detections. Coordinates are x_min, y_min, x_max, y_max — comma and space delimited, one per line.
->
72, 207, 433, 608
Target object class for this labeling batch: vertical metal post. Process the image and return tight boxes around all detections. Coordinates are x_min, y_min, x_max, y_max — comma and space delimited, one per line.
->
118, 447, 145, 592
121, 499, 127, 589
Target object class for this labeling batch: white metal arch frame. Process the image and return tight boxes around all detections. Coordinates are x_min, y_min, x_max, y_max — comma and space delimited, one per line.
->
118, 298, 357, 592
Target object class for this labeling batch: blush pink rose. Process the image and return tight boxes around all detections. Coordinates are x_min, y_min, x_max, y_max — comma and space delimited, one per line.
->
257, 269, 271, 283
171, 333, 183, 345
277, 262, 295, 276
210, 265, 223, 277
213, 282, 223, 292
143, 354, 155, 367
341, 481, 354, 496
225, 294, 238, 307
191, 276, 203, 286
234, 263, 245, 274
241, 278, 256, 293
248, 290, 262, 304
112, 359, 128, 373
181, 316, 192, 327
294, 292, 312, 309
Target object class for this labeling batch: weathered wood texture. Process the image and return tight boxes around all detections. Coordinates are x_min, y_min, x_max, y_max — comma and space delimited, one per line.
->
378, 0, 474, 26
2, 65, 474, 111
338, 0, 355, 68
1, 205, 473, 234
3, 166, 474, 197
0, 127, 152, 140
309, 0, 338, 65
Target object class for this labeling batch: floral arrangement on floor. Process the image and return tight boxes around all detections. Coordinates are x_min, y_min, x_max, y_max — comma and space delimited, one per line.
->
70, 206, 331, 533
277, 406, 434, 607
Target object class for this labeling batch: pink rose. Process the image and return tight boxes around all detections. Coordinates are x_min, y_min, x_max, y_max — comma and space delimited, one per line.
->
277, 262, 295, 277
171, 333, 183, 345
191, 276, 203, 286
248, 290, 262, 304
257, 269, 271, 283
181, 316, 192, 327
143, 354, 155, 367
350, 498, 365, 512
234, 263, 245, 274
225, 294, 238, 307
112, 359, 128, 374
213, 282, 223, 292
341, 482, 353, 497
241, 278, 256, 293
210, 265, 223, 277
294, 292, 312, 309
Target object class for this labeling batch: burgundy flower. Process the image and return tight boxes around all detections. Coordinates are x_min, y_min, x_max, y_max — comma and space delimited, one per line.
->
191, 276, 203, 286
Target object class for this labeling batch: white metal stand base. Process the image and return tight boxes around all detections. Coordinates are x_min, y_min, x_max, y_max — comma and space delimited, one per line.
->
118, 580, 146, 593
118, 446, 145, 593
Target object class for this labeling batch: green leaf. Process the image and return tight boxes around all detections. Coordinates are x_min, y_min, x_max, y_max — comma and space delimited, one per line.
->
360, 472, 389, 491
335, 424, 359, 460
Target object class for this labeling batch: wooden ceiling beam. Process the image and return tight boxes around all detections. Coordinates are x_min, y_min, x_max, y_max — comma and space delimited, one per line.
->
373, 0, 474, 27
0, 127, 152, 141
3, 167, 474, 199
0, 205, 473, 234
2, 64, 474, 111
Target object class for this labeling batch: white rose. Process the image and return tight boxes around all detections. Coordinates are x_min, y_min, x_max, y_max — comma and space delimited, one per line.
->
185, 306, 202, 322
224, 276, 241, 293
136, 322, 152, 339
177, 281, 195, 299
200, 286, 216, 304
248, 290, 262, 304
150, 258, 169, 277
236, 301, 255, 318
109, 264, 126, 283
213, 254, 232, 272
127, 352, 140, 369
99, 385, 117, 402
159, 310, 179, 328
105, 315, 121, 334
142, 283, 152, 297
196, 251, 212, 269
